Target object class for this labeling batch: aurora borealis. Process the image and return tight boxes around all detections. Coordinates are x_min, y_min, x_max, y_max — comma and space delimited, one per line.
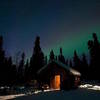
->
0, 0, 100, 60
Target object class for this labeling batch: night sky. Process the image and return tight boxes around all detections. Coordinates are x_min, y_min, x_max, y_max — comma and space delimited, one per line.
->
0, 0, 100, 61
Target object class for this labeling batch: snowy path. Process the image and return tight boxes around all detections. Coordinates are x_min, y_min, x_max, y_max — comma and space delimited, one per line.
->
9, 89, 100, 100
0, 88, 100, 100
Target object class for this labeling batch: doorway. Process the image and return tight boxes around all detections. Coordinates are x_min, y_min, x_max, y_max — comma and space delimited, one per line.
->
50, 75, 60, 90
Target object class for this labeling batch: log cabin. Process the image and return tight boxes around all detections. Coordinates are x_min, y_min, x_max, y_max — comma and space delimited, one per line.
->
37, 60, 81, 90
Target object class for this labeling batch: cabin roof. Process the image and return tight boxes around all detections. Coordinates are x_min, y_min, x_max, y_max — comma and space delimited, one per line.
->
37, 60, 81, 76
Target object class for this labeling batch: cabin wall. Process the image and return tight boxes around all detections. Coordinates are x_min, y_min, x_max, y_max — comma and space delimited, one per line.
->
38, 62, 80, 90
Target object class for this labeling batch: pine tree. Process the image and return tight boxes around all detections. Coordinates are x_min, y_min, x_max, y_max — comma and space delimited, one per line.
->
0, 36, 17, 85
44, 56, 48, 65
66, 59, 68, 66
58, 48, 65, 64
88, 33, 100, 80
93, 33, 100, 76
49, 50, 55, 61
7, 57, 17, 85
7, 57, 13, 85
0, 36, 5, 64
0, 36, 6, 85
30, 36, 44, 79
17, 52, 25, 83
11, 64, 17, 85
81, 53, 88, 80
73, 50, 81, 72
24, 59, 29, 82
0, 36, 3, 50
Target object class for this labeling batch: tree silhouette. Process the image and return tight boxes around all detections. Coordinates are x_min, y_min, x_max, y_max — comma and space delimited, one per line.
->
58, 48, 65, 64
30, 36, 44, 79
88, 33, 100, 80
49, 50, 55, 61
9, 61, 17, 85
17, 52, 25, 83
65, 59, 68, 66
1, 33, 100, 86
73, 50, 81, 72
93, 33, 100, 80
24, 59, 29, 82
0, 36, 3, 50
0, 36, 18, 86
81, 53, 88, 80
0, 36, 5, 64
44, 56, 48, 65
6, 57, 13, 85
0, 36, 6, 85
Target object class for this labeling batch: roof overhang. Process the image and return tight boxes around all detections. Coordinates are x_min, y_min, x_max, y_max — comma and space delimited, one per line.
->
37, 60, 81, 76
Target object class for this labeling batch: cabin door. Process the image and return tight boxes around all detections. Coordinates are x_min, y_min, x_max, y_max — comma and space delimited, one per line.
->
50, 75, 60, 90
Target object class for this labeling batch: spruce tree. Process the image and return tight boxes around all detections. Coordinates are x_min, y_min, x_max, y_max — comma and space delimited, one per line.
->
17, 52, 25, 83
30, 36, 44, 79
73, 50, 81, 72
58, 48, 65, 64
0, 36, 6, 85
49, 50, 55, 61
81, 53, 88, 80
88, 33, 100, 80
24, 59, 29, 82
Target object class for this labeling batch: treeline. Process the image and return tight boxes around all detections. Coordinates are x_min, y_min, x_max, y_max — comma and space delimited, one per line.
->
72, 33, 100, 81
0, 33, 100, 86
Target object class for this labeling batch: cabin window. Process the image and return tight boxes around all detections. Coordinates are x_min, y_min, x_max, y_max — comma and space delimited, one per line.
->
75, 77, 80, 86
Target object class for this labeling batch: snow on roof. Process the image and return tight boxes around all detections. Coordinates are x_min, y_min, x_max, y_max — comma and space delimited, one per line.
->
37, 60, 81, 76
70, 68, 81, 76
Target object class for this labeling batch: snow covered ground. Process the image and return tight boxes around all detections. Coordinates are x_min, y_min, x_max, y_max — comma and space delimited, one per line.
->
0, 94, 25, 100
13, 89, 100, 100
80, 84, 100, 91
0, 84, 100, 100
0, 89, 100, 100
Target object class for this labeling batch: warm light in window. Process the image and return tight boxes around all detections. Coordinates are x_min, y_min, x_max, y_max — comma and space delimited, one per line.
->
55, 75, 60, 90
